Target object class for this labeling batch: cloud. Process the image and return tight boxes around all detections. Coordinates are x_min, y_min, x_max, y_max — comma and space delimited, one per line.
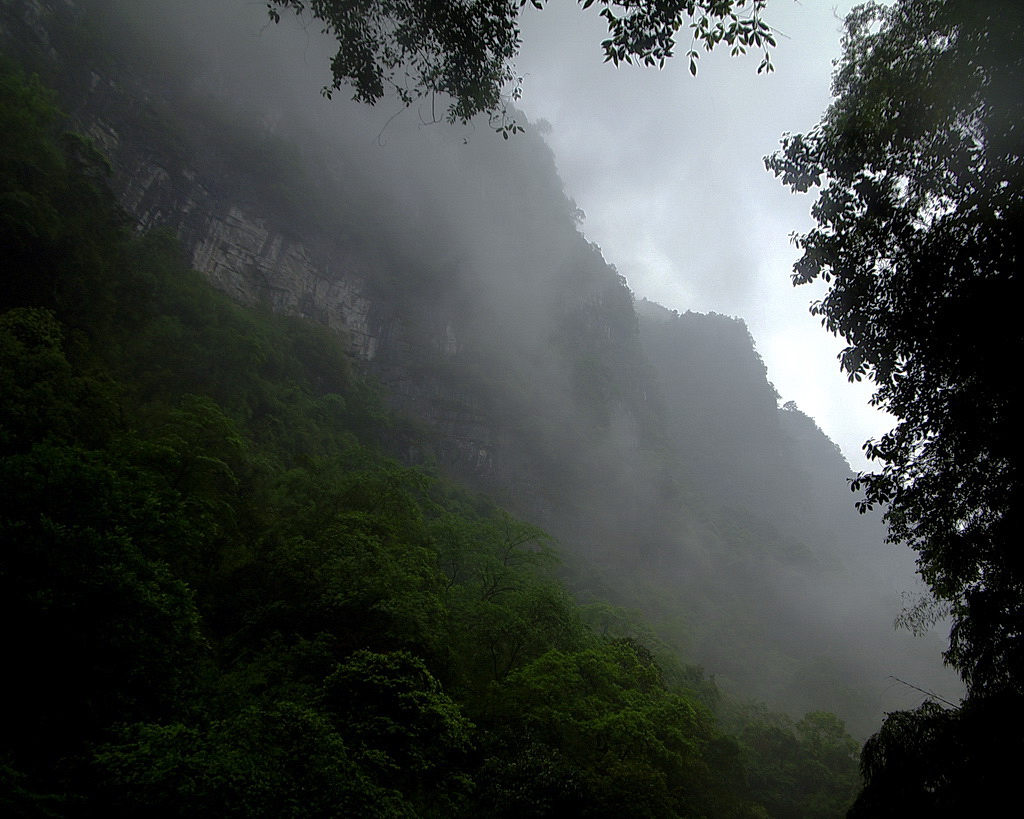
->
514, 1, 885, 467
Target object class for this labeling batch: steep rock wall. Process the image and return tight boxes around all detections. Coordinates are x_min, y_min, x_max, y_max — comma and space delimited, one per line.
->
0, 0, 648, 515
2, 0, 962, 731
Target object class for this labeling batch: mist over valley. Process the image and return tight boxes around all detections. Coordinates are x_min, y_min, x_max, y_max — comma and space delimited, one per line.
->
2, 1, 1001, 815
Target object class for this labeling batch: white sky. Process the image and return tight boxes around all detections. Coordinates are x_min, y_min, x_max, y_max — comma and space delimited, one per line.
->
513, 1, 892, 469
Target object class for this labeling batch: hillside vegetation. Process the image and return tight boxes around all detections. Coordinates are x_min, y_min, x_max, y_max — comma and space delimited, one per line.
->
0, 59, 868, 817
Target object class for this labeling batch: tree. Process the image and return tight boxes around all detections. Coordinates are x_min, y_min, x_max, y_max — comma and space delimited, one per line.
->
767, 0, 1022, 696
268, 1, 777, 132
847, 692, 1024, 817
767, 0, 1022, 808
93, 705, 409, 818
0, 57, 127, 320
486, 642, 758, 817
321, 649, 474, 810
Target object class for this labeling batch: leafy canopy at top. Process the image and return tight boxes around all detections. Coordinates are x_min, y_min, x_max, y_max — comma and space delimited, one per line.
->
268, 1, 776, 133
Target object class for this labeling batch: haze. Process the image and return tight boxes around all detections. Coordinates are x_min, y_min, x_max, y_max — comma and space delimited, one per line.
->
514, 0, 888, 470
8, 0, 961, 738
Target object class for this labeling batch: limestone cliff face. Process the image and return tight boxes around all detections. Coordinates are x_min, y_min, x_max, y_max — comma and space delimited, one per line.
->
71, 69, 384, 363
4, 1, 373, 349
0, 0, 860, 550
3, 0, 661, 521
2, 0, 522, 491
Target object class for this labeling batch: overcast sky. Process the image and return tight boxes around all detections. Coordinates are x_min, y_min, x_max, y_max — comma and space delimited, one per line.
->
511, 1, 889, 469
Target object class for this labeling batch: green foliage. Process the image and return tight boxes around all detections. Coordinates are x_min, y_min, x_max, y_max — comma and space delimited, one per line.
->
486, 641, 756, 817
767, 0, 1023, 809
269, 1, 776, 128
714, 704, 860, 819
0, 58, 866, 816
322, 649, 474, 810
767, 0, 1023, 698
848, 691, 1024, 817
1, 437, 207, 798
0, 61, 64, 256
93, 705, 410, 818
0, 307, 115, 452
0, 56, 129, 330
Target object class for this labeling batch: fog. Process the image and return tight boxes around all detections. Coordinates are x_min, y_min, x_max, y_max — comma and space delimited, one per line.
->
514, 0, 889, 471
52, 0, 961, 735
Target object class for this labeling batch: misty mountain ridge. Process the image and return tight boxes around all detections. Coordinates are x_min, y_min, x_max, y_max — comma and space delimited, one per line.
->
1, 0, 959, 737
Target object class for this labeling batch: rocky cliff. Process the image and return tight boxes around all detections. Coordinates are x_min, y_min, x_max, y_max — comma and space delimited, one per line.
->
1, 0, 654, 516
0, 0, 960, 733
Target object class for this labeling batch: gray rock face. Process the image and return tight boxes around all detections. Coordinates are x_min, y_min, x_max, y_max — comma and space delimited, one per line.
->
82, 96, 383, 362
1, 0, 381, 361
2, 0, 962, 733
0, 0, 516, 495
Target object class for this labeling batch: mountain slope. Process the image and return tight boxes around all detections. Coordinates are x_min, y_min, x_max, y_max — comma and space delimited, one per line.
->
0, 0, 959, 737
